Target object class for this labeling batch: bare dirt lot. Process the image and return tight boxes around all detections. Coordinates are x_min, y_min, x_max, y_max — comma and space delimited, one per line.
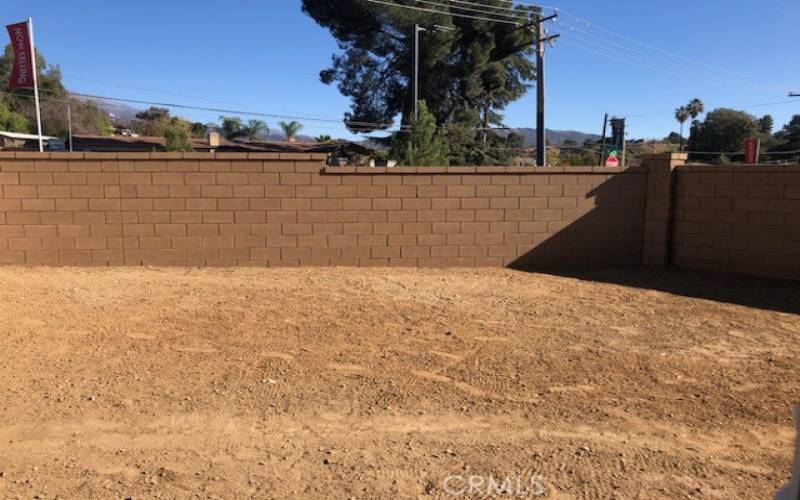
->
0, 267, 798, 499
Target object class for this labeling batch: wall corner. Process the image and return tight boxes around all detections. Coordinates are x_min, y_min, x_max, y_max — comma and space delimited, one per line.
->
641, 153, 687, 267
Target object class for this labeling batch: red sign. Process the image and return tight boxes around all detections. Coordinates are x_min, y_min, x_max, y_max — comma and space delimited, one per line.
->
6, 22, 34, 88
744, 138, 760, 164
605, 155, 619, 167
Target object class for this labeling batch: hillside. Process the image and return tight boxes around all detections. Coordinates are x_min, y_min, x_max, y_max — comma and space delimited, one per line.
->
69, 94, 141, 122
514, 128, 601, 146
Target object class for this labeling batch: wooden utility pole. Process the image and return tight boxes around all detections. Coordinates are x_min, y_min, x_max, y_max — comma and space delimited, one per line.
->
534, 13, 559, 167
598, 113, 608, 166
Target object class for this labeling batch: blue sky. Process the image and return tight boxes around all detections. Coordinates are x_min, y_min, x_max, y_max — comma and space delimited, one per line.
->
6, 0, 800, 140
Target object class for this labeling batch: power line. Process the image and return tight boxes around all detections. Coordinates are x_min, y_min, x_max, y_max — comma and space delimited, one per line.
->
555, 20, 776, 91
557, 31, 777, 91
617, 99, 800, 119
62, 75, 338, 119
0, 89, 405, 135
438, 0, 536, 16
367, 0, 521, 25
557, 38, 752, 88
412, 0, 530, 22
685, 149, 800, 156
497, 0, 789, 91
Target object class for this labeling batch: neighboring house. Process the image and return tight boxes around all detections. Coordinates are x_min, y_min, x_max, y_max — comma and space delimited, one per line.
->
72, 134, 377, 165
0, 131, 63, 151
235, 139, 376, 165
72, 133, 260, 153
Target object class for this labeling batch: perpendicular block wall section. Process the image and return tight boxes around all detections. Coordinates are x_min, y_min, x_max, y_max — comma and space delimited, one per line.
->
0, 152, 646, 269
641, 153, 687, 266
671, 163, 800, 281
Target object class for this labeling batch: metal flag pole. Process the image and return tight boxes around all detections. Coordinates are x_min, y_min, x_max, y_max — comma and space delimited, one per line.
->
28, 18, 44, 153
67, 104, 73, 152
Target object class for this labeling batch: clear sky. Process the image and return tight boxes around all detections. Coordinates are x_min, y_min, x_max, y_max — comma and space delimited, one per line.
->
5, 0, 800, 140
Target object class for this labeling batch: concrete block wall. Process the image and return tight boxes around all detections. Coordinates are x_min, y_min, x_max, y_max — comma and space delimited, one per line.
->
641, 153, 687, 266
672, 164, 800, 280
0, 152, 647, 268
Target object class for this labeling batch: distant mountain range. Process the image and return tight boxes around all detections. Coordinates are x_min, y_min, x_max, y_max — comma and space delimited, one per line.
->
69, 94, 141, 122
513, 128, 601, 147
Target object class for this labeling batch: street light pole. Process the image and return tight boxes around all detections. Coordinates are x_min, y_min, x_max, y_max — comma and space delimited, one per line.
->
414, 24, 425, 121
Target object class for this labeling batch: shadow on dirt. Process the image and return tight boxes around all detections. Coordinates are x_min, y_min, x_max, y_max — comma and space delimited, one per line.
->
525, 267, 800, 315
505, 172, 800, 315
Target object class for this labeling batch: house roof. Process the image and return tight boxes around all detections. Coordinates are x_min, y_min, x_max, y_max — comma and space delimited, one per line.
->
73, 135, 261, 153
73, 134, 376, 155
234, 139, 375, 155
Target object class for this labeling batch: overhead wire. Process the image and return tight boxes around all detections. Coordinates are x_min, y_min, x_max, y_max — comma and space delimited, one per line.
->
0, 89, 405, 135
61, 74, 338, 119
496, 0, 790, 91
438, 0, 537, 16
367, 0, 521, 25
412, 0, 530, 22
554, 21, 779, 91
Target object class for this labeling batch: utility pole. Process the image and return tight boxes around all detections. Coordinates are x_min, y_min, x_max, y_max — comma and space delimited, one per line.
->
598, 113, 608, 166
534, 13, 559, 167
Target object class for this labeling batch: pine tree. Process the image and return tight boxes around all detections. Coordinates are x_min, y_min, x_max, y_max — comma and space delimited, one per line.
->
392, 101, 448, 166
301, 0, 537, 164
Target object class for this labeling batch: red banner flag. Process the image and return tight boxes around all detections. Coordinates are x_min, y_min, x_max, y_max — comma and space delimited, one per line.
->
744, 138, 760, 164
6, 21, 34, 88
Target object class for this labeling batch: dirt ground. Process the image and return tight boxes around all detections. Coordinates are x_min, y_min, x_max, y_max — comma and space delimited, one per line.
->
0, 266, 798, 499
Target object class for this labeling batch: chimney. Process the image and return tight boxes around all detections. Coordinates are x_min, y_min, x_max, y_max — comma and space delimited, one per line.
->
208, 131, 220, 148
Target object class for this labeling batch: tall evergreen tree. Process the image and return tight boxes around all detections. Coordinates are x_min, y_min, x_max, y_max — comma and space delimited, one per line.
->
758, 114, 774, 134
771, 114, 800, 161
301, 0, 537, 164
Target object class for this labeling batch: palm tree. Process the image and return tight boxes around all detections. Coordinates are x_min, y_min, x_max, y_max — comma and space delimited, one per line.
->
315, 134, 333, 143
218, 116, 245, 140
279, 121, 304, 142
687, 98, 705, 121
190, 122, 208, 138
243, 119, 268, 141
675, 106, 690, 152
